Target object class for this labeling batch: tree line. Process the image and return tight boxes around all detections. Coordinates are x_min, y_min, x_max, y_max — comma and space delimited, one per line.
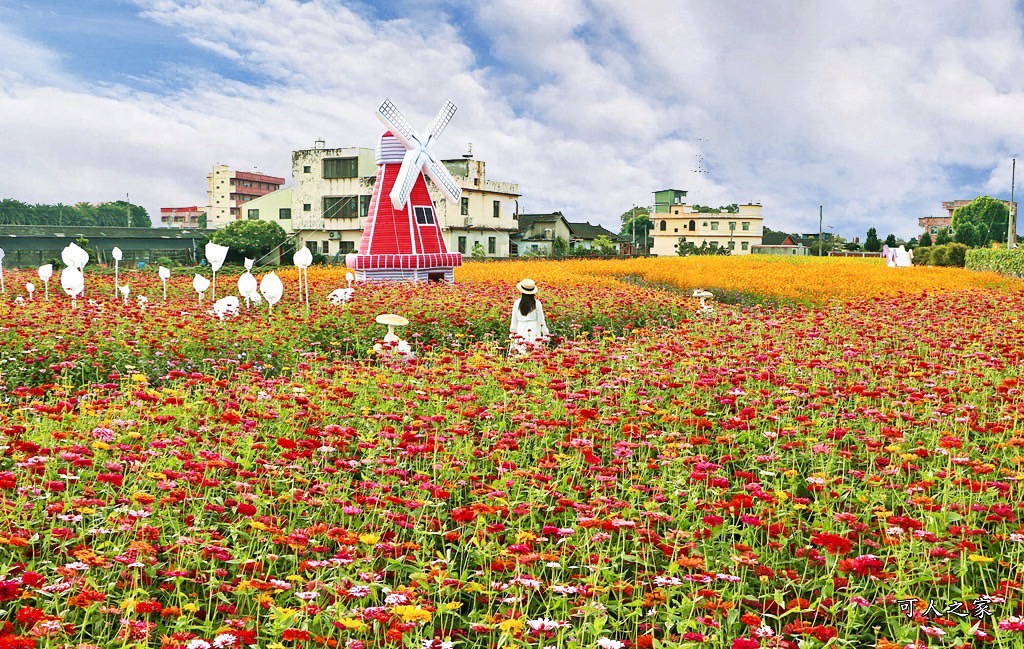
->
0, 198, 152, 228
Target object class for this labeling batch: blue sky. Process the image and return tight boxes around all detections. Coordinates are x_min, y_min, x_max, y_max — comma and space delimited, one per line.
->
1, 0, 1022, 239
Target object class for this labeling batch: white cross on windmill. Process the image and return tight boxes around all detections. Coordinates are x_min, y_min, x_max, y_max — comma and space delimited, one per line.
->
377, 99, 463, 209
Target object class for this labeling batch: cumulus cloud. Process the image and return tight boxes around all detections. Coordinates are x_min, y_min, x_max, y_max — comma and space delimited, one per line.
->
1, 0, 1023, 238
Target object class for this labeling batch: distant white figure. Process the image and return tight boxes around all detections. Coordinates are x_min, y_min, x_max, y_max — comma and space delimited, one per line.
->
137, 295, 149, 309
294, 247, 313, 308
882, 244, 896, 268
193, 274, 211, 303
894, 245, 913, 268
38, 264, 53, 301
374, 314, 414, 359
260, 272, 283, 315
205, 242, 229, 300
158, 266, 171, 301
26, 282, 35, 300
111, 246, 123, 298
509, 278, 549, 356
212, 295, 240, 320
61, 267, 85, 308
693, 289, 715, 316
329, 271, 356, 305
118, 284, 130, 305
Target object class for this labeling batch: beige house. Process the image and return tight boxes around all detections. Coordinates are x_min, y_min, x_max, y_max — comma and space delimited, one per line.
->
429, 156, 520, 257
514, 212, 574, 256
650, 203, 764, 256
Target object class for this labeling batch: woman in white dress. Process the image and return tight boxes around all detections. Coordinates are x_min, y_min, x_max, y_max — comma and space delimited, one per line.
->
509, 278, 549, 355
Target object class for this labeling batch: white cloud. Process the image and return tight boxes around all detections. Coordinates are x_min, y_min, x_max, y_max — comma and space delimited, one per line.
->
0, 0, 1023, 239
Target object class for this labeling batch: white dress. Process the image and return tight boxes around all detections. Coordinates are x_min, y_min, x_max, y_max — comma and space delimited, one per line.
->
510, 298, 549, 354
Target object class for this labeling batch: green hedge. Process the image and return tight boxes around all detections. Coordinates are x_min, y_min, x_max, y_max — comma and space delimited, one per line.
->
965, 247, 1024, 277
913, 242, 967, 267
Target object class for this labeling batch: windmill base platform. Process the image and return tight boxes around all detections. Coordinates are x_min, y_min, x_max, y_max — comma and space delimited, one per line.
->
345, 252, 461, 283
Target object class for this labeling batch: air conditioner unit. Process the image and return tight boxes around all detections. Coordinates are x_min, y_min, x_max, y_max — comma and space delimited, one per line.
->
328, 231, 341, 240
464, 217, 473, 227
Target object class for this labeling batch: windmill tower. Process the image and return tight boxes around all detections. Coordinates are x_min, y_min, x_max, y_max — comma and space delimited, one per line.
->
346, 99, 464, 282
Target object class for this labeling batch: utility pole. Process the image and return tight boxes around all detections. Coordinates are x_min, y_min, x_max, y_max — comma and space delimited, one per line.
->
1010, 159, 1016, 249
818, 205, 823, 257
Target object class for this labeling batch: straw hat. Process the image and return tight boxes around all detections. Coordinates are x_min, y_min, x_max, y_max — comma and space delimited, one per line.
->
516, 278, 537, 294
375, 314, 409, 326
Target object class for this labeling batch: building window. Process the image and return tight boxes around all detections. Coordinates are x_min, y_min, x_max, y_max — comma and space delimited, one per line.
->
493, 200, 500, 218
303, 165, 311, 173
742, 241, 749, 251
688, 219, 696, 231
279, 208, 291, 220
247, 209, 259, 220
710, 241, 718, 248
488, 236, 496, 254
461, 197, 469, 216
339, 241, 355, 253
306, 241, 318, 254
930, 226, 938, 234
531, 244, 538, 252
358, 195, 371, 217
324, 196, 358, 218
660, 220, 667, 231
323, 157, 358, 179
728, 241, 735, 250
729, 222, 736, 231
742, 221, 750, 231
458, 236, 467, 254
674, 228, 678, 233
711, 222, 719, 231
322, 241, 330, 255
303, 203, 311, 212
414, 206, 435, 225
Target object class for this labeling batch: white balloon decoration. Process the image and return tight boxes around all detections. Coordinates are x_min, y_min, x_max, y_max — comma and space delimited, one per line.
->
38, 264, 53, 301
158, 266, 171, 301
205, 242, 229, 299
193, 274, 211, 303
111, 246, 123, 298
61, 267, 85, 308
259, 272, 283, 315
294, 247, 313, 309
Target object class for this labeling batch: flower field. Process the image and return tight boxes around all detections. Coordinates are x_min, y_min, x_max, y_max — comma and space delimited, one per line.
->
0, 257, 1023, 649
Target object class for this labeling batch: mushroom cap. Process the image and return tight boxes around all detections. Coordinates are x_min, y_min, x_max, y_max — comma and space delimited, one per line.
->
376, 313, 409, 326
693, 290, 714, 298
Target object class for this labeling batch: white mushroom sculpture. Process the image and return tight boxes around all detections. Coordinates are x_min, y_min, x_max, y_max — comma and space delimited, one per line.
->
373, 313, 413, 358
158, 266, 171, 301
193, 274, 211, 304
111, 246, 123, 298
259, 272, 283, 316
38, 264, 53, 301
693, 289, 715, 315
205, 242, 229, 300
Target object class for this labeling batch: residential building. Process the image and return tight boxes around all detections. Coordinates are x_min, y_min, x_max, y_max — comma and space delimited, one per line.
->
649, 192, 764, 256
566, 221, 629, 253
206, 165, 286, 228
290, 144, 377, 260
919, 199, 1019, 239
429, 155, 520, 258
160, 206, 205, 229
752, 232, 806, 256
0, 225, 204, 267
514, 212, 573, 256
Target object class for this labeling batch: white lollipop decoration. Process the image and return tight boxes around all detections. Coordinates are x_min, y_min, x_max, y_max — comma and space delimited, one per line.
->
193, 274, 211, 303
205, 242, 229, 300
38, 264, 53, 301
294, 246, 313, 309
26, 282, 34, 300
158, 266, 171, 301
61, 267, 85, 308
259, 272, 283, 316
111, 246, 123, 298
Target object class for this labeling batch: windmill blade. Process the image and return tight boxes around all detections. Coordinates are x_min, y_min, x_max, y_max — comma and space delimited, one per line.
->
376, 99, 417, 151
424, 159, 462, 205
426, 100, 457, 142
389, 151, 422, 209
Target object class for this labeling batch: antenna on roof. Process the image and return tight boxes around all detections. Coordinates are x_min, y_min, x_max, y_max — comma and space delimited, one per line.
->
463, 143, 473, 159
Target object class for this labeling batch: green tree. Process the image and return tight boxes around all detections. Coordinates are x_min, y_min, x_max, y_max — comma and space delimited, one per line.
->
951, 196, 1009, 246
935, 228, 952, 245
198, 212, 208, 229
884, 233, 897, 248
470, 242, 487, 258
864, 228, 881, 252
210, 220, 288, 263
919, 232, 932, 247
619, 206, 651, 249
591, 235, 617, 255
552, 236, 569, 257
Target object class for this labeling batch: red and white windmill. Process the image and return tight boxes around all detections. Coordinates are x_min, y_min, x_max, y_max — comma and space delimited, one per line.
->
346, 99, 463, 282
